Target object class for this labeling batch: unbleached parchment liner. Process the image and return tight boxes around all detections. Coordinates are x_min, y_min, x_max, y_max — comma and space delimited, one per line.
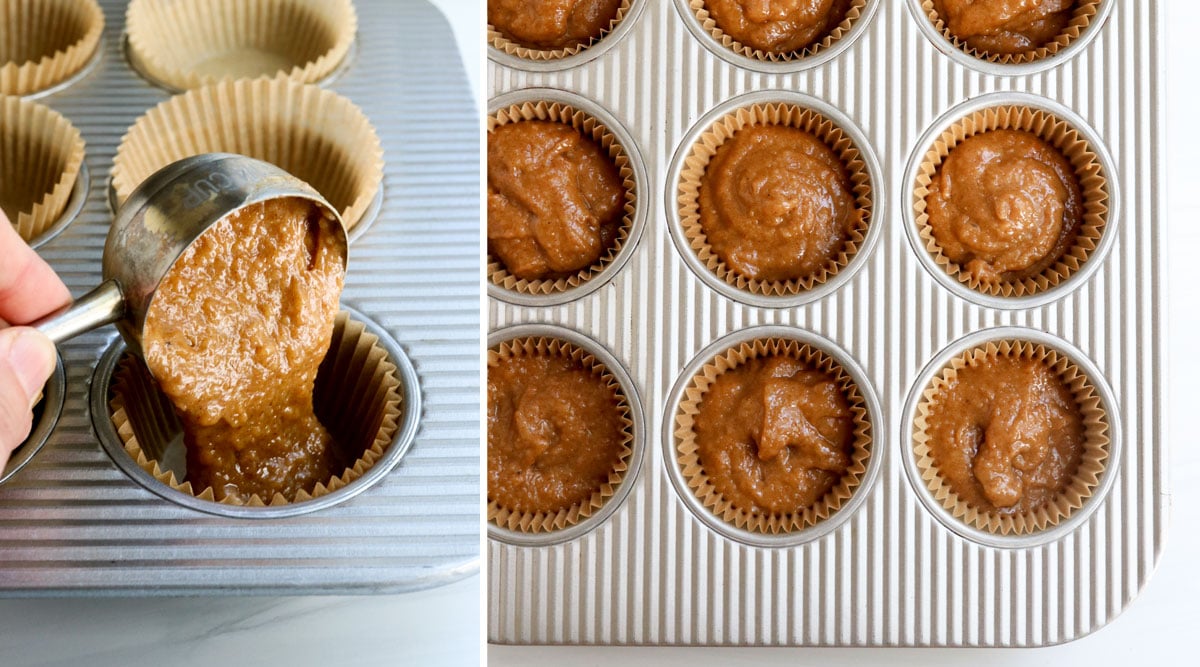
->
487, 336, 635, 534
913, 105, 1108, 298
488, 0, 633, 62
107, 312, 404, 507
126, 0, 356, 91
112, 77, 383, 232
0, 95, 85, 242
912, 340, 1109, 535
0, 0, 103, 96
677, 102, 873, 296
673, 338, 872, 534
689, 0, 868, 63
922, 0, 1101, 66
488, 101, 637, 296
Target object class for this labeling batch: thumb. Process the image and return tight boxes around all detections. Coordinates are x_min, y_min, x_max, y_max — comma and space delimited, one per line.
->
0, 327, 57, 472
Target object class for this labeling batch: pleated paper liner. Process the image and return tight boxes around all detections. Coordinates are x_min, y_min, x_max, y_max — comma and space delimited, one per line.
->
677, 102, 873, 297
673, 337, 872, 534
921, 0, 1102, 66
0, 95, 85, 242
912, 339, 1110, 536
488, 0, 633, 63
487, 335, 635, 534
912, 104, 1108, 298
111, 76, 383, 232
107, 311, 403, 508
687, 0, 868, 63
0, 0, 103, 96
125, 0, 356, 91
487, 100, 637, 297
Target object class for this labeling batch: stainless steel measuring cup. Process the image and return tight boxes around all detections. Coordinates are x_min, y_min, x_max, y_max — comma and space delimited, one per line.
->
33, 153, 348, 352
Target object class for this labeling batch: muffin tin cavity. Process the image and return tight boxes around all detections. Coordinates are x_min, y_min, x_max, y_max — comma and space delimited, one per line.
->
90, 306, 422, 519
663, 326, 884, 548
0, 0, 104, 97
674, 0, 879, 73
900, 327, 1119, 549
667, 90, 883, 309
487, 324, 646, 548
905, 0, 1112, 75
0, 357, 65, 486
903, 92, 1118, 310
487, 88, 648, 307
487, 0, 647, 72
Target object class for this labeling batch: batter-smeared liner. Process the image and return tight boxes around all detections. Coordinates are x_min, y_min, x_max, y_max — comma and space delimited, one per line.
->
920, 0, 1102, 66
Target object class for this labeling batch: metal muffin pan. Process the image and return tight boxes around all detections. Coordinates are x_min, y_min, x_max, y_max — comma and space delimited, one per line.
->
489, 0, 1165, 647
0, 0, 479, 595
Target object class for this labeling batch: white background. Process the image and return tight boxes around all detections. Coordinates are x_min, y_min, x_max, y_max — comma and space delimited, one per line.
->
489, 1, 1197, 665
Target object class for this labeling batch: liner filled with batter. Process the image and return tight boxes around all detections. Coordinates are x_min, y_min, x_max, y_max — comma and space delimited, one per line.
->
110, 311, 403, 508
112, 76, 383, 233
673, 337, 872, 534
687, 0, 868, 63
920, 0, 1103, 66
487, 99, 637, 298
912, 339, 1110, 536
487, 335, 635, 534
125, 0, 356, 91
0, 95, 85, 243
676, 101, 873, 298
487, 0, 635, 63
0, 0, 103, 96
912, 103, 1108, 298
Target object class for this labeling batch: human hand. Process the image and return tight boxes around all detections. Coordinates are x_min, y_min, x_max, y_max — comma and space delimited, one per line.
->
0, 210, 72, 472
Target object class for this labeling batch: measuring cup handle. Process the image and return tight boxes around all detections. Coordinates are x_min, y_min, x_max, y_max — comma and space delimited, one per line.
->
33, 280, 126, 345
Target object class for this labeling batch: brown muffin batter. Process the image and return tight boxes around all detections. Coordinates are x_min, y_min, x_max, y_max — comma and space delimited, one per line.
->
932, 0, 1076, 55
924, 354, 1085, 514
144, 197, 347, 502
488, 120, 625, 281
699, 124, 859, 283
706, 0, 855, 54
694, 354, 854, 515
488, 351, 626, 515
488, 0, 622, 50
926, 129, 1082, 283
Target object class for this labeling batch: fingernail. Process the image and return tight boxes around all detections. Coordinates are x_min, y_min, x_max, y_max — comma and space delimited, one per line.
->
6, 330, 56, 408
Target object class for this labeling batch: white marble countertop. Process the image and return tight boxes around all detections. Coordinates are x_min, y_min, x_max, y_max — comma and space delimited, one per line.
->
0, 2, 482, 666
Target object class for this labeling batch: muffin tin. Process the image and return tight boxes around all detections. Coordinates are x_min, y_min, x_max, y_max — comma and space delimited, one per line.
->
0, 0, 478, 594
488, 0, 1165, 647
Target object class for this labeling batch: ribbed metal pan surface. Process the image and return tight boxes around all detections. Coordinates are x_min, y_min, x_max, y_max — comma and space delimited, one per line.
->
487, 0, 1165, 646
0, 0, 480, 595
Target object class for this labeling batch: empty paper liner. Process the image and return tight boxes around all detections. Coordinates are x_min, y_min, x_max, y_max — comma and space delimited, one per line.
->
0, 0, 103, 96
125, 0, 356, 91
111, 76, 383, 232
0, 94, 85, 242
